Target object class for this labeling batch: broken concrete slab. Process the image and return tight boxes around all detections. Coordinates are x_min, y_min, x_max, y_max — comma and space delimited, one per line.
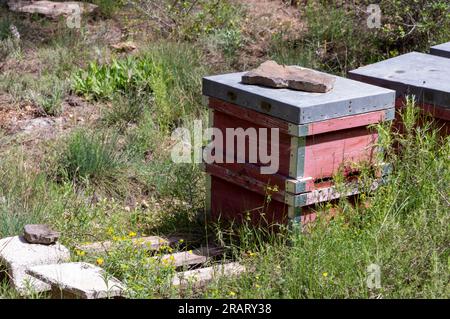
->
172, 262, 245, 288
156, 247, 223, 268
7, 1, 99, 18
0, 236, 70, 294
27, 262, 126, 299
23, 224, 60, 245
241, 60, 335, 93
77, 236, 182, 255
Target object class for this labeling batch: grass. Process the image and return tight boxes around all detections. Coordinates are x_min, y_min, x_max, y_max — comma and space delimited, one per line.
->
204, 101, 450, 299
54, 129, 129, 197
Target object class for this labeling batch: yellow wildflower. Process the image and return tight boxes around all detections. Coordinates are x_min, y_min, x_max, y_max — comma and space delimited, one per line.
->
322, 272, 328, 277
229, 291, 236, 297
75, 249, 85, 257
128, 231, 137, 238
96, 258, 104, 266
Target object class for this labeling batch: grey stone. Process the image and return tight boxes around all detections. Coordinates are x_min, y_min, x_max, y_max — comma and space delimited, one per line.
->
0, 236, 70, 294
7, 1, 99, 17
27, 262, 126, 299
76, 235, 182, 254
24, 224, 60, 245
241, 60, 335, 93
172, 262, 245, 288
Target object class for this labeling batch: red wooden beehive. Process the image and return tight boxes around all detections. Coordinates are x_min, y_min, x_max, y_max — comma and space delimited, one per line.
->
202, 69, 395, 225
349, 52, 450, 135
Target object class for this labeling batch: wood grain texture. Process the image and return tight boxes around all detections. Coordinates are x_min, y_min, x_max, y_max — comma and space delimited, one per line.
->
212, 107, 379, 179
209, 175, 320, 225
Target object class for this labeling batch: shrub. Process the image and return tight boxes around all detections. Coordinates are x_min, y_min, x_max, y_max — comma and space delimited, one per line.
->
130, 0, 241, 40
372, 0, 450, 51
269, 0, 450, 75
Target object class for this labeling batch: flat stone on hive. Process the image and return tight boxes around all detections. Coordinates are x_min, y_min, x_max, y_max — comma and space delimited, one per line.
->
27, 262, 126, 299
24, 224, 60, 245
241, 60, 335, 93
0, 236, 70, 294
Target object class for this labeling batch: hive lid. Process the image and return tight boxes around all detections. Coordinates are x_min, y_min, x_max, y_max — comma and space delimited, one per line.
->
203, 69, 395, 125
349, 52, 450, 108
430, 42, 450, 59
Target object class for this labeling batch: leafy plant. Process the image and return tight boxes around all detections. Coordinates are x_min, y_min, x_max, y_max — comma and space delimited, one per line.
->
74, 43, 208, 131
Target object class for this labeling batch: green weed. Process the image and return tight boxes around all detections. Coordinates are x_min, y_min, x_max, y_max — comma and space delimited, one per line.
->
55, 129, 129, 197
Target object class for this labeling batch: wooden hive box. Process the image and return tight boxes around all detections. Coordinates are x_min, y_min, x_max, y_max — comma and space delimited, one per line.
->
349, 52, 450, 135
202, 69, 395, 224
430, 42, 450, 59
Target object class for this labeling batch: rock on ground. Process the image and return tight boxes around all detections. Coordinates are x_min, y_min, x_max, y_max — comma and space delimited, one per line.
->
0, 236, 70, 294
172, 262, 245, 288
7, 1, 98, 17
27, 262, 126, 299
23, 224, 60, 245
241, 60, 335, 93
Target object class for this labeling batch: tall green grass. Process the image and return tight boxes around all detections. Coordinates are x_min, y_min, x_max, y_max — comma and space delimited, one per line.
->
205, 100, 450, 298
55, 129, 129, 197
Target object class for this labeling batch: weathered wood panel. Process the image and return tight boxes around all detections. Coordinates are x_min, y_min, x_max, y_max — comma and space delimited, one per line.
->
212, 103, 380, 180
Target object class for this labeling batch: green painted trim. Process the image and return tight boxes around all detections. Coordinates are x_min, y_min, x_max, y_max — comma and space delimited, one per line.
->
284, 193, 307, 207
288, 123, 309, 137
285, 177, 313, 194
384, 108, 395, 121
289, 136, 306, 179
287, 207, 302, 219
